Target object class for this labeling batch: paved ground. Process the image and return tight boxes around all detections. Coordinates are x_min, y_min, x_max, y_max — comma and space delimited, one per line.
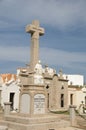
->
0, 111, 86, 130
77, 115, 86, 130
49, 113, 86, 130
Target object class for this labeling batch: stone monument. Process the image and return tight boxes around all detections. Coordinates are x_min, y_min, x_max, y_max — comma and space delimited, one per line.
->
18, 20, 47, 116
0, 20, 70, 130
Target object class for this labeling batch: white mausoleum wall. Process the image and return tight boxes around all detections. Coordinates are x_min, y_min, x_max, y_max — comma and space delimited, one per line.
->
68, 87, 86, 109
68, 88, 76, 106
76, 90, 86, 107
63, 74, 84, 86
1, 82, 20, 110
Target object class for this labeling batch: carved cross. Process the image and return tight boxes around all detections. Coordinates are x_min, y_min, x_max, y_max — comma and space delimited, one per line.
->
25, 20, 45, 70
26, 20, 44, 39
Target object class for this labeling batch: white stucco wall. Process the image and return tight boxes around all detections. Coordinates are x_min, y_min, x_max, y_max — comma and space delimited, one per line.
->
1, 81, 20, 110
68, 87, 86, 109
63, 74, 84, 86
68, 88, 76, 106
76, 89, 86, 107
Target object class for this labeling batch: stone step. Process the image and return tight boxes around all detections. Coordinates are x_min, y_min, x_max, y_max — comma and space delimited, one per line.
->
2, 121, 70, 130
4, 114, 64, 124
0, 116, 70, 130
0, 120, 27, 130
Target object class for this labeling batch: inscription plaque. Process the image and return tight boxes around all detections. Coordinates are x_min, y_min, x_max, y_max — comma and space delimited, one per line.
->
34, 94, 45, 114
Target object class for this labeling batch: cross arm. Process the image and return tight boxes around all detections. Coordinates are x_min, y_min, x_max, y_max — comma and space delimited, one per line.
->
26, 24, 45, 36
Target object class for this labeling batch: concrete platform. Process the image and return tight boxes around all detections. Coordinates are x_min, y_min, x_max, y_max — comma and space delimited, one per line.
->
57, 127, 84, 130
0, 114, 70, 130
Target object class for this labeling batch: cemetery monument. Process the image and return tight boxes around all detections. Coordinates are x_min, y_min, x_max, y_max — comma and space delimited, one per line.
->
0, 20, 70, 130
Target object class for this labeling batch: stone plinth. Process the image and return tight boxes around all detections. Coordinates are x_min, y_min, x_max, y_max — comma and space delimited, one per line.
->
4, 102, 11, 116
19, 84, 47, 116
69, 105, 77, 126
1, 114, 70, 130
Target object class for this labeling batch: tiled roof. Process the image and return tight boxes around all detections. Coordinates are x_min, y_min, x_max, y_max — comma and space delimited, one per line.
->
0, 74, 16, 83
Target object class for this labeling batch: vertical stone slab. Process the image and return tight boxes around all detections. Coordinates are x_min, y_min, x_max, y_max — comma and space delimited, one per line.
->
34, 94, 45, 114
69, 105, 77, 126
4, 102, 11, 115
20, 94, 30, 114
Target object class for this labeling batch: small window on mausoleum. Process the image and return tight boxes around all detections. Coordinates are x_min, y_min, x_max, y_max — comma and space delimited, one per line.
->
46, 85, 49, 89
61, 86, 64, 89
61, 94, 64, 107
70, 94, 73, 105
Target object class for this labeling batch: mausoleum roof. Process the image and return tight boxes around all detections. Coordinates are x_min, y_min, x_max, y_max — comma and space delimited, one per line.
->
0, 74, 16, 84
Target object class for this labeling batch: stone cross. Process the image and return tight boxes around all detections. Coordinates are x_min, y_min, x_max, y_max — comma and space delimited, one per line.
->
26, 20, 44, 70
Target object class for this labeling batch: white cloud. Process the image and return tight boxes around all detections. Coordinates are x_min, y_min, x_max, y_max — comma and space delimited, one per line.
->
0, 0, 86, 77
40, 47, 86, 68
0, 45, 86, 70
0, 46, 30, 63
0, 0, 86, 30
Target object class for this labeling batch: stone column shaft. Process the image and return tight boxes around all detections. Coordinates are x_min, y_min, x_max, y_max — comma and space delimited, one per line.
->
30, 38, 39, 69
69, 105, 77, 126
4, 102, 11, 116
26, 20, 44, 70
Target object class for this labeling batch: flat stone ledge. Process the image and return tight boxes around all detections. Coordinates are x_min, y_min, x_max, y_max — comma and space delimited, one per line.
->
4, 102, 11, 105
0, 126, 8, 130
69, 105, 77, 108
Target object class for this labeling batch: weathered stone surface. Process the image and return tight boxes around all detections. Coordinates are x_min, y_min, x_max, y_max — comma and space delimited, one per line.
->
0, 114, 70, 130
0, 125, 8, 130
26, 20, 44, 70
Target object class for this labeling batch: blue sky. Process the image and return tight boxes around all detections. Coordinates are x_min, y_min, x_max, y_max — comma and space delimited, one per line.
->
0, 0, 86, 82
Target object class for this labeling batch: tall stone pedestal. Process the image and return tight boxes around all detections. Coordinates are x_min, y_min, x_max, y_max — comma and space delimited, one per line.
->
19, 84, 47, 116
69, 105, 77, 127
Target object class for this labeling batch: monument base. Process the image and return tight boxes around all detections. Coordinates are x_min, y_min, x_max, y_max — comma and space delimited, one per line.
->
0, 114, 70, 130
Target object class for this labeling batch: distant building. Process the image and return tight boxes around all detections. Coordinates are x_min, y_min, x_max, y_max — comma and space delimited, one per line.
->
0, 71, 85, 111
0, 74, 20, 111
18, 62, 68, 112
68, 85, 86, 109
63, 74, 86, 109
63, 74, 84, 86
